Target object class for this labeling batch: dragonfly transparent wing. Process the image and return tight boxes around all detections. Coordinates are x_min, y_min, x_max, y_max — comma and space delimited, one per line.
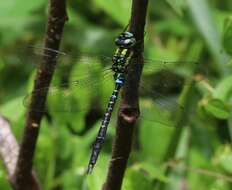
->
18, 46, 207, 128
133, 58, 207, 79
23, 68, 115, 114
16, 45, 113, 76
139, 82, 185, 128
16, 45, 116, 114
15, 45, 206, 81
137, 60, 207, 128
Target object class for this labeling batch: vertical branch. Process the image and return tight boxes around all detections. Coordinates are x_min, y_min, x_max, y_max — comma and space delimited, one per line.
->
12, 0, 68, 189
103, 0, 149, 190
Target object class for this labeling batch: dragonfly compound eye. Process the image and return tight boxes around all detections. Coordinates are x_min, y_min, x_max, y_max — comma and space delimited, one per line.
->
115, 32, 136, 48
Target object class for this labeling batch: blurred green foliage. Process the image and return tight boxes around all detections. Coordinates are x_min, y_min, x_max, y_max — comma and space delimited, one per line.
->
223, 16, 232, 55
0, 0, 232, 190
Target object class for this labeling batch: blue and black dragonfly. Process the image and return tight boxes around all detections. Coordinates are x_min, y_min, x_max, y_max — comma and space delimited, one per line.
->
19, 32, 206, 173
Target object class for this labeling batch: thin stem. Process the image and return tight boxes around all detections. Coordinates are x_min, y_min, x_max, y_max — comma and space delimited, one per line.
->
12, 1, 67, 189
154, 78, 197, 189
103, 0, 149, 190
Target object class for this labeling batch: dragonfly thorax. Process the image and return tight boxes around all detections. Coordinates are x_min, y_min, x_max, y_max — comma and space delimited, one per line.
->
112, 49, 130, 73
112, 32, 136, 73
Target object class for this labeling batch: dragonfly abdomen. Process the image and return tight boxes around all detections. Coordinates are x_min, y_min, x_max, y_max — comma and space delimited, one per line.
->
87, 85, 121, 173
87, 32, 136, 173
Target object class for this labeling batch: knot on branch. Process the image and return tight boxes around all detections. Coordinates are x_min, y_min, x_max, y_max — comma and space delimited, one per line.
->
118, 105, 140, 125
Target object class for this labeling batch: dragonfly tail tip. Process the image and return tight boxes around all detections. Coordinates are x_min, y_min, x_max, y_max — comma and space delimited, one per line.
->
86, 164, 94, 174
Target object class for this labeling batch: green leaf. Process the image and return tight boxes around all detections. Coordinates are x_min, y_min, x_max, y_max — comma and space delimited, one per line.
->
223, 16, 232, 55
214, 145, 232, 174
186, 0, 229, 65
131, 162, 169, 183
155, 18, 192, 36
0, 96, 25, 122
165, 0, 186, 16
139, 100, 174, 158
204, 98, 230, 119
0, 0, 46, 44
0, 0, 45, 27
94, 0, 131, 26
0, 167, 11, 190
86, 155, 108, 190
214, 75, 232, 101
188, 148, 217, 190
122, 166, 155, 190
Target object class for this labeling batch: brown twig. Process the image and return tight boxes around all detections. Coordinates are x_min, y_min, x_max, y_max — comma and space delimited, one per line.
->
0, 116, 19, 177
0, 116, 41, 190
12, 0, 68, 189
103, 0, 149, 190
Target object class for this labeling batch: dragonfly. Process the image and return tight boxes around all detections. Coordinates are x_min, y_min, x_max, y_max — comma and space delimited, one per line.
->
18, 32, 206, 174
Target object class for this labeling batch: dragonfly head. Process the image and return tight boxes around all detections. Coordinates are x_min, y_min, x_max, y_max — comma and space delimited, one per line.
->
115, 32, 136, 48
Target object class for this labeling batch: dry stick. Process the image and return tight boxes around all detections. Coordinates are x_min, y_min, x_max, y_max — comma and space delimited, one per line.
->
12, 0, 68, 189
0, 116, 40, 189
103, 0, 149, 190
0, 117, 19, 177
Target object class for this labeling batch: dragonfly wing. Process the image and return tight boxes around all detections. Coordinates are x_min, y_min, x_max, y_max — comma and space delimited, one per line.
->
139, 80, 186, 128
130, 58, 207, 79
138, 59, 207, 128
23, 70, 115, 114
20, 45, 113, 75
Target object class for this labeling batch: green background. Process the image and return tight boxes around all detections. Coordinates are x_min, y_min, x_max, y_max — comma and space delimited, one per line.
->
0, 0, 232, 189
